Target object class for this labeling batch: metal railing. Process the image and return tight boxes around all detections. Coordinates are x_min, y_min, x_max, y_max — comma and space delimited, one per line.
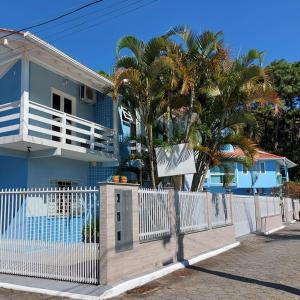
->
138, 189, 171, 241
231, 195, 256, 237
211, 193, 232, 227
28, 101, 115, 154
260, 196, 281, 217
178, 191, 208, 233
0, 100, 20, 136
0, 187, 99, 284
0, 100, 117, 156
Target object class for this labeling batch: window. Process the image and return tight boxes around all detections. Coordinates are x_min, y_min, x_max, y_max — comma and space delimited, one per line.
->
211, 175, 223, 184
48, 179, 80, 216
51, 88, 76, 144
260, 162, 266, 174
121, 106, 134, 123
242, 164, 248, 174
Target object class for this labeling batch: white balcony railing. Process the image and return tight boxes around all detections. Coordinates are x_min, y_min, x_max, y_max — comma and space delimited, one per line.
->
0, 100, 117, 158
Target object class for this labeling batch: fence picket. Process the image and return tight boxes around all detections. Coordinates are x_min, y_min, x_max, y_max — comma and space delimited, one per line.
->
0, 186, 99, 284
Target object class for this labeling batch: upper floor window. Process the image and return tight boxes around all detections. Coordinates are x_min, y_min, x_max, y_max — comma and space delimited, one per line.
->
260, 161, 266, 174
121, 106, 134, 123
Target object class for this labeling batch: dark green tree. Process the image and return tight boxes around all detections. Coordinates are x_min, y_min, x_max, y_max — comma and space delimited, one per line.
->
252, 60, 300, 182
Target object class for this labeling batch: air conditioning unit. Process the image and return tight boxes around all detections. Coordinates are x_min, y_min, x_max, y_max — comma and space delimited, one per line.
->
80, 85, 97, 104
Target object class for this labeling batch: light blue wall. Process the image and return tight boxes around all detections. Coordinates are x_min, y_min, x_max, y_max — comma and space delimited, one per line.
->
236, 160, 278, 188
29, 62, 95, 122
0, 155, 89, 188
0, 60, 21, 105
27, 157, 89, 187
185, 159, 281, 194
0, 156, 28, 188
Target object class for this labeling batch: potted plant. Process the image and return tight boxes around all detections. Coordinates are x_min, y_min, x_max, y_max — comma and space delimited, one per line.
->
121, 176, 128, 183
112, 175, 120, 183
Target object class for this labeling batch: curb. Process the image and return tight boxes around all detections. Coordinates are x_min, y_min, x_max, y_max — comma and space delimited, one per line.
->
100, 241, 240, 299
264, 225, 286, 235
0, 241, 240, 300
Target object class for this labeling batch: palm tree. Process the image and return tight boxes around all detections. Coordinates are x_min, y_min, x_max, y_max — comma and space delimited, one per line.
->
110, 36, 172, 188
188, 49, 281, 191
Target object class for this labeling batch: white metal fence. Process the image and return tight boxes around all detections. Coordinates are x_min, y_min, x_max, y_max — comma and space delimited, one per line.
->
286, 197, 294, 213
138, 189, 171, 241
211, 193, 232, 227
231, 195, 256, 237
260, 196, 281, 217
178, 191, 208, 233
0, 187, 99, 284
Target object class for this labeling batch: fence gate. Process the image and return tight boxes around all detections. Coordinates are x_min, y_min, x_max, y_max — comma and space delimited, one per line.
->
0, 187, 99, 284
232, 195, 256, 238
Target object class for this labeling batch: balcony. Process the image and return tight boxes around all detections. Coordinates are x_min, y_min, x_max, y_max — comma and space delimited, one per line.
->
0, 100, 118, 162
276, 174, 287, 186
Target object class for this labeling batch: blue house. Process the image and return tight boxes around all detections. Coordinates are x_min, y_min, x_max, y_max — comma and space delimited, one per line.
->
188, 145, 297, 195
0, 29, 121, 189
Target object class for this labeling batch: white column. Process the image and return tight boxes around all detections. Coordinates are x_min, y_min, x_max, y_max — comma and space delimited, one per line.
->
20, 56, 29, 137
113, 99, 119, 156
90, 124, 95, 151
61, 113, 67, 144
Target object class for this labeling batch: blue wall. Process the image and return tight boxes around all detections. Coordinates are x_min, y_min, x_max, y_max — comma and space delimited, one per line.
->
0, 60, 21, 105
236, 161, 278, 188
27, 157, 89, 187
0, 155, 89, 189
0, 156, 28, 188
29, 62, 95, 122
96, 93, 114, 128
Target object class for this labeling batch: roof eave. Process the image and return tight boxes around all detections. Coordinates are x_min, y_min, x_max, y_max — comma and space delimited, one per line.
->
24, 31, 113, 88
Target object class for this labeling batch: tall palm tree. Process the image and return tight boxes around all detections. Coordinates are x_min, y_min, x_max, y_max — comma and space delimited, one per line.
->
110, 36, 172, 188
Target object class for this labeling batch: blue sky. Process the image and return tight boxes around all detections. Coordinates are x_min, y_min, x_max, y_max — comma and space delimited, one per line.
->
2, 0, 300, 74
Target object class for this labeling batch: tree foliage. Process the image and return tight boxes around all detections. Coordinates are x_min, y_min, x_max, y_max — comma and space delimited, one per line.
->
251, 60, 300, 182
109, 27, 281, 190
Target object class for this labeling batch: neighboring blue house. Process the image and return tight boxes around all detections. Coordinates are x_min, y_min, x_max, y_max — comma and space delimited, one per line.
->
0, 28, 121, 189
186, 145, 297, 195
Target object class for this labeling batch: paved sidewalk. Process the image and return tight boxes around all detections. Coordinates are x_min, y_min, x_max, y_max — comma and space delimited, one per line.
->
0, 223, 299, 299
115, 223, 300, 300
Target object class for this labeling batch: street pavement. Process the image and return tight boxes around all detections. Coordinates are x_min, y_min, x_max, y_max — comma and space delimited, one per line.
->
0, 222, 299, 300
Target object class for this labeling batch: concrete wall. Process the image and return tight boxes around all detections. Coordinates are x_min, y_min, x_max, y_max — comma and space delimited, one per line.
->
261, 214, 283, 234
293, 200, 300, 220
100, 184, 237, 285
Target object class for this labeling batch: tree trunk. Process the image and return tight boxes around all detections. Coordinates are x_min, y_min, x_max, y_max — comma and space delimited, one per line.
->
191, 152, 210, 191
185, 86, 195, 141
167, 93, 173, 142
147, 124, 156, 189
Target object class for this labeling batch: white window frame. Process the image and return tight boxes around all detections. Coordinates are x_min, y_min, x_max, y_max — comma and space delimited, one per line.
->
260, 161, 266, 174
242, 164, 248, 174
51, 87, 76, 116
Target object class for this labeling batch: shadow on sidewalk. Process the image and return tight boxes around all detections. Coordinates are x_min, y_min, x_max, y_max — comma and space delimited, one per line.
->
265, 233, 300, 241
187, 266, 300, 296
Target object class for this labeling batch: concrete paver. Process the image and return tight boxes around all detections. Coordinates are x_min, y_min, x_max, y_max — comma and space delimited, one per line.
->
0, 222, 299, 299
115, 222, 300, 300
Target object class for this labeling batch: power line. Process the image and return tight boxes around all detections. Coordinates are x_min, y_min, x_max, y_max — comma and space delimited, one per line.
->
31, 0, 133, 36
53, 0, 159, 41
0, 0, 159, 63
0, 0, 145, 58
0, 0, 105, 40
